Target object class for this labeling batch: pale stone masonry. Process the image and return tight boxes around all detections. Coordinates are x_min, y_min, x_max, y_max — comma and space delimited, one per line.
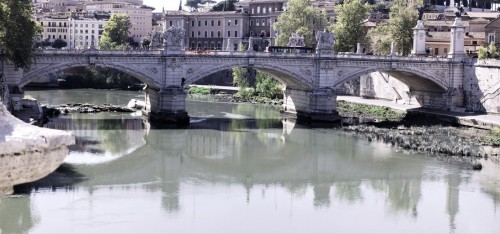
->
0, 104, 75, 195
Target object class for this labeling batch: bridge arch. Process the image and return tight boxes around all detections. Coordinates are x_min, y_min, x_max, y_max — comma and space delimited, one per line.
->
333, 66, 448, 92
21, 61, 162, 89
185, 63, 315, 91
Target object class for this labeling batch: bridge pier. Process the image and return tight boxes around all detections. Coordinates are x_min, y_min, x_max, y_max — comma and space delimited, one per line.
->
143, 86, 190, 125
283, 87, 340, 122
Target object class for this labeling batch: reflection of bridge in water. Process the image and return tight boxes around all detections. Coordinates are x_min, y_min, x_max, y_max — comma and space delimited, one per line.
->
36, 115, 487, 222
2, 112, 500, 232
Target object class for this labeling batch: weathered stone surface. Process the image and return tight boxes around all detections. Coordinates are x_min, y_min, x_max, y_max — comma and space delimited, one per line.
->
0, 104, 75, 195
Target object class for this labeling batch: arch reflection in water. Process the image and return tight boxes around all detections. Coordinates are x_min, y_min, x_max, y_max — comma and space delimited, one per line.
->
8, 99, 499, 233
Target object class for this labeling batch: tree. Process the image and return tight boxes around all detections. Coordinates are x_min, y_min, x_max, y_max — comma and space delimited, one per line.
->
185, 0, 216, 12
273, 0, 326, 47
141, 37, 151, 50
99, 14, 131, 50
330, 0, 370, 52
0, 0, 41, 69
211, 0, 238, 11
52, 38, 67, 49
368, 0, 421, 56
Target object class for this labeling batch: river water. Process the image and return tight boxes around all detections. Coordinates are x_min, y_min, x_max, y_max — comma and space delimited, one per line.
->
1, 89, 499, 233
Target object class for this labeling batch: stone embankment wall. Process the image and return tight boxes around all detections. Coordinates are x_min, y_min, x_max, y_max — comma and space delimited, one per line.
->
356, 59, 500, 115
463, 59, 500, 114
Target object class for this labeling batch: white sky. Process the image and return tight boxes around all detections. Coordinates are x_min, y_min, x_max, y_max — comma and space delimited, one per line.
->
143, 0, 223, 12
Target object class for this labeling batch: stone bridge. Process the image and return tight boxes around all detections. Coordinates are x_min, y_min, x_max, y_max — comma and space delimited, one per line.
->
0, 19, 467, 124
1, 49, 464, 123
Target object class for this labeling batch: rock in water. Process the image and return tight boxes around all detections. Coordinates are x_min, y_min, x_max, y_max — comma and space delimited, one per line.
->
0, 104, 75, 195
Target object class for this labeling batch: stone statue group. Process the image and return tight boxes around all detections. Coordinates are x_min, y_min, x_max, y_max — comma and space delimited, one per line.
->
148, 25, 335, 52
146, 25, 186, 50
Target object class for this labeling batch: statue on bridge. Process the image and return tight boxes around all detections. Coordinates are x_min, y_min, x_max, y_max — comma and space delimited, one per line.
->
287, 32, 305, 47
163, 25, 186, 51
315, 30, 335, 54
148, 30, 163, 49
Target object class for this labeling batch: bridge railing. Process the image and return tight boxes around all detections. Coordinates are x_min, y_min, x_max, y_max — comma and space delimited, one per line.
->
335, 53, 452, 62
34, 48, 454, 62
182, 50, 318, 58
35, 49, 163, 56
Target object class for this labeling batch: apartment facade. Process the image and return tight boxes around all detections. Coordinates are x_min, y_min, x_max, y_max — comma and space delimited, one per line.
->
69, 18, 108, 49
84, 1, 152, 42
164, 0, 287, 51
39, 14, 71, 43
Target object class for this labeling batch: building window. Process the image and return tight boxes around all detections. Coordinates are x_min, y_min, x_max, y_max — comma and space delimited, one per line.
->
205, 20, 207, 26
228, 31, 231, 37
235, 31, 238, 37
198, 31, 201, 37
250, 20, 253, 27
228, 20, 231, 26
170, 21, 173, 26
444, 48, 448, 54
263, 7, 266, 14
198, 21, 201, 27
218, 31, 221, 37
205, 31, 207, 37
192, 20, 195, 27
489, 33, 495, 44
211, 31, 214, 37
218, 20, 221, 26
262, 19, 265, 26
192, 31, 195, 37
235, 20, 238, 25
211, 20, 214, 26
257, 6, 260, 14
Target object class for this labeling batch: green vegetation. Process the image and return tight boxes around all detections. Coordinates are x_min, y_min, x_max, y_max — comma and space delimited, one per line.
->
232, 67, 283, 102
187, 86, 212, 95
482, 127, 500, 144
52, 38, 67, 49
99, 14, 132, 50
330, 0, 370, 52
0, 0, 41, 69
211, 0, 238, 11
185, 0, 216, 12
368, 0, 421, 56
478, 43, 500, 59
337, 101, 406, 120
273, 0, 327, 48
63, 67, 140, 89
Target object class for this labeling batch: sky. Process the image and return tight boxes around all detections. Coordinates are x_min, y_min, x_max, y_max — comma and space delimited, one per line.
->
143, 0, 223, 12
